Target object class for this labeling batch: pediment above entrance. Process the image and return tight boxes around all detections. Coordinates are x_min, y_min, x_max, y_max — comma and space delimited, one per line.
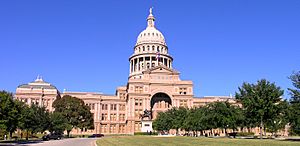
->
143, 65, 179, 75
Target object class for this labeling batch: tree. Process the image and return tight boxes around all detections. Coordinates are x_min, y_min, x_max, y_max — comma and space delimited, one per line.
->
168, 107, 188, 134
205, 101, 242, 136
52, 95, 94, 137
266, 100, 289, 137
19, 104, 50, 140
48, 112, 67, 134
0, 91, 22, 139
236, 79, 285, 139
288, 71, 300, 135
153, 112, 172, 132
19, 104, 35, 140
182, 107, 206, 136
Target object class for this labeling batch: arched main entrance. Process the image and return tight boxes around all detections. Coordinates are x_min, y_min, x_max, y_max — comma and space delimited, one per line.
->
150, 92, 172, 119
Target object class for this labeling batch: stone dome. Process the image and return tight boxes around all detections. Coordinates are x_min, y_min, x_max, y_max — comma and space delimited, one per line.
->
136, 8, 166, 46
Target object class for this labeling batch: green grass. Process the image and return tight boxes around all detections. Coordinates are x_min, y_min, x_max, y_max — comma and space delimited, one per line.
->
96, 136, 300, 146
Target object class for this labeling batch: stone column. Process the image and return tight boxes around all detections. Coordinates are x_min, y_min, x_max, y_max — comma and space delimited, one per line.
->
108, 104, 111, 121
138, 57, 140, 71
143, 56, 146, 70
117, 104, 120, 121
150, 56, 152, 68
130, 60, 132, 73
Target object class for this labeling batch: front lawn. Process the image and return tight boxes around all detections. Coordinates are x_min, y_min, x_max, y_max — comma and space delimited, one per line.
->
96, 136, 299, 146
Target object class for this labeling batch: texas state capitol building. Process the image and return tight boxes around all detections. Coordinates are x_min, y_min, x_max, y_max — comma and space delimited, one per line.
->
15, 9, 236, 135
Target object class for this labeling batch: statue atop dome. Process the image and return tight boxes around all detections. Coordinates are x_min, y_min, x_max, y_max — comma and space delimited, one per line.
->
149, 7, 153, 15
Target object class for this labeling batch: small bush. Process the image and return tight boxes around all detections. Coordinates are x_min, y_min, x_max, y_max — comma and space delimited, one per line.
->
236, 132, 254, 136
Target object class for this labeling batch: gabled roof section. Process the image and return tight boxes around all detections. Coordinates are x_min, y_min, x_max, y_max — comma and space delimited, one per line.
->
143, 65, 179, 75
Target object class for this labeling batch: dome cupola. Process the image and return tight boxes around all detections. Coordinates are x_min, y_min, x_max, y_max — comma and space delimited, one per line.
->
129, 8, 173, 78
136, 8, 166, 46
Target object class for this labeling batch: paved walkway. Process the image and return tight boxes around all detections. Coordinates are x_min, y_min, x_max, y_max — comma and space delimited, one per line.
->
0, 138, 98, 146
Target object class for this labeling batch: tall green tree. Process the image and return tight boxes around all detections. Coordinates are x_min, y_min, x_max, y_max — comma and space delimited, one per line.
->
19, 104, 50, 140
288, 71, 300, 135
48, 112, 67, 134
205, 101, 242, 136
52, 95, 94, 137
236, 79, 285, 139
168, 107, 188, 134
0, 91, 22, 139
153, 112, 172, 132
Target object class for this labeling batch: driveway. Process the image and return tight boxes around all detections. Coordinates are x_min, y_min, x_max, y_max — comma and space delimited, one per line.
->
0, 138, 98, 146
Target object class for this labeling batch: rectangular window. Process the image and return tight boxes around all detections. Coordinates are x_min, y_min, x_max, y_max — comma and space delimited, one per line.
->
110, 114, 117, 121
179, 100, 188, 107
179, 88, 187, 95
101, 113, 108, 121
135, 86, 143, 93
119, 114, 125, 121
119, 104, 125, 111
111, 104, 117, 110
102, 104, 108, 110
135, 99, 143, 106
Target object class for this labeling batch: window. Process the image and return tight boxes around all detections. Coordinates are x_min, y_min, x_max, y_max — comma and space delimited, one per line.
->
134, 86, 143, 93
120, 93, 126, 100
135, 99, 143, 106
119, 104, 125, 111
119, 114, 125, 121
102, 104, 108, 110
135, 122, 142, 131
101, 113, 108, 121
110, 114, 117, 121
179, 100, 188, 107
119, 125, 125, 133
147, 63, 150, 69
179, 88, 187, 95
111, 104, 117, 111
134, 109, 143, 118
102, 124, 107, 133
110, 124, 116, 133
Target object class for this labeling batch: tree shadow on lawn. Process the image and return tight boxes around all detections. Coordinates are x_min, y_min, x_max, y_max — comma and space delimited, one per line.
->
0, 139, 45, 146
282, 138, 300, 142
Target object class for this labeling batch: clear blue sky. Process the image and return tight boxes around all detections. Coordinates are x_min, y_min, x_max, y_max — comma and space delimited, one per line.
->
0, 0, 299, 98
